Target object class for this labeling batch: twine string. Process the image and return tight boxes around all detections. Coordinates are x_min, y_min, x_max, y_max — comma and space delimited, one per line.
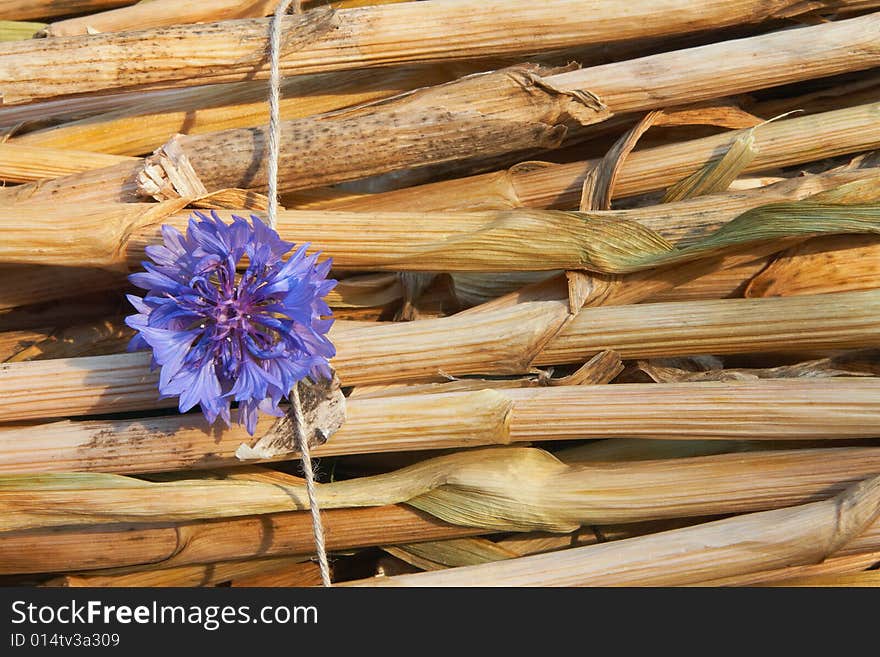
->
268, 0, 332, 587
291, 386, 332, 587
267, 0, 300, 227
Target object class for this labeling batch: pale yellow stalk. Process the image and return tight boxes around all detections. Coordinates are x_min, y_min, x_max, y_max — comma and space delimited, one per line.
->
1, 379, 879, 473
1, 290, 879, 420
346, 475, 880, 586
4, 447, 880, 533
2, 0, 861, 105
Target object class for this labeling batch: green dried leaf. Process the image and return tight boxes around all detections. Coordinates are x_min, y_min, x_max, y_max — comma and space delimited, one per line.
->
662, 130, 758, 202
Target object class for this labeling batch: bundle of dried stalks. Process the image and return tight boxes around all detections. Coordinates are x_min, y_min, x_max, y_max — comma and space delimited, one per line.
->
2, 0, 864, 105
11, 64, 482, 157
6, 101, 877, 210
1, 378, 878, 473
4, 169, 879, 275
0, 504, 481, 575
5, 446, 880, 534
1, 290, 879, 420
136, 16, 880, 200
299, 103, 880, 213
3, 0, 880, 590
346, 475, 880, 586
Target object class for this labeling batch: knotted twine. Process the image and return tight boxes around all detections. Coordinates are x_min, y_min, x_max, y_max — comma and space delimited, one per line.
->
267, 0, 332, 588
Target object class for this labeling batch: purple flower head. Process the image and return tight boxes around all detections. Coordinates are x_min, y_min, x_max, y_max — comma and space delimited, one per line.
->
126, 211, 336, 435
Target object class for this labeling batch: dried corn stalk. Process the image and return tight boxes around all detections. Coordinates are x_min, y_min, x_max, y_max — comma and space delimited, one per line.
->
346, 475, 880, 586
42, 0, 280, 37
4, 169, 877, 273
7, 101, 877, 210
0, 143, 133, 183
12, 64, 481, 156
4, 446, 880, 533
0, 504, 481, 575
301, 103, 880, 213
138, 15, 880, 199
2, 0, 864, 104
1, 290, 880, 420
0, 327, 52, 362
1, 378, 879, 473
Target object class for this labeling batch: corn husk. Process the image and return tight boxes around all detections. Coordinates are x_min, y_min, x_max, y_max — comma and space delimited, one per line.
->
349, 350, 624, 399
346, 474, 880, 586
746, 234, 880, 298
4, 446, 880, 533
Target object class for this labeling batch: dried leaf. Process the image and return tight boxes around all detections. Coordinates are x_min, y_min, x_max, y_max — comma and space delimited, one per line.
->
236, 373, 346, 460
663, 129, 758, 202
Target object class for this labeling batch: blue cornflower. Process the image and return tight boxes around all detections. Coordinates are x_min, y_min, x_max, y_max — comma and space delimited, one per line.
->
126, 211, 336, 435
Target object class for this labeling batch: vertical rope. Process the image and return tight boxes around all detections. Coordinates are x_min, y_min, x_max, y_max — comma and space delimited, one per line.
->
268, 0, 332, 587
292, 385, 332, 587
266, 0, 300, 228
